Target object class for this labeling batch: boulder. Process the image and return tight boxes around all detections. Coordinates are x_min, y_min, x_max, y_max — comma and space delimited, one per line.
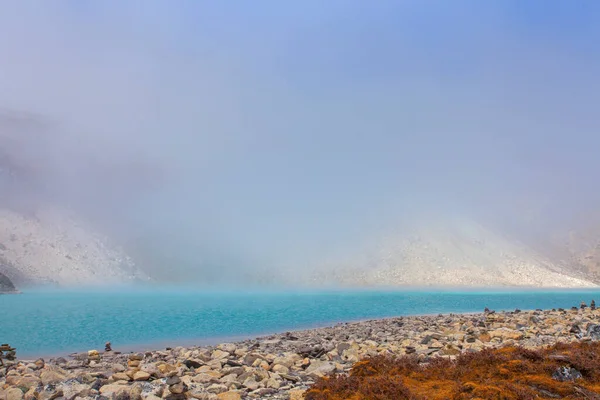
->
217, 392, 242, 400
15, 376, 41, 391
129, 353, 144, 361
23, 386, 40, 400
6, 388, 24, 400
112, 372, 131, 382
99, 384, 131, 397
219, 373, 239, 382
112, 363, 126, 373
217, 344, 237, 354
306, 360, 336, 378
37, 384, 63, 400
587, 324, 600, 340
289, 389, 307, 400
242, 353, 266, 366
553, 366, 583, 382
272, 364, 289, 374
488, 329, 524, 341
34, 359, 45, 370
183, 359, 203, 369
206, 384, 228, 394
265, 377, 281, 389
87, 350, 100, 360
40, 370, 66, 385
242, 377, 260, 391
168, 382, 187, 394
133, 371, 151, 381
272, 353, 300, 368
211, 350, 230, 360
62, 382, 89, 400
129, 384, 143, 400
186, 384, 216, 400
193, 373, 220, 384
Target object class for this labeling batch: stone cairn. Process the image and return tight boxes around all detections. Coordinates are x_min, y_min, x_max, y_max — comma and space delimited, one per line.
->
0, 343, 16, 366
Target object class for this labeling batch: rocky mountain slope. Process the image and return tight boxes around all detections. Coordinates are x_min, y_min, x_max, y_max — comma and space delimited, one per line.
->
0, 111, 150, 287
2, 111, 599, 289
0, 207, 149, 287
559, 222, 600, 283
3, 206, 600, 288
307, 218, 599, 288
2, 201, 600, 288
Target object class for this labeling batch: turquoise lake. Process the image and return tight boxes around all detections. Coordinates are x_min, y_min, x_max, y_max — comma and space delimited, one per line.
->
2, 288, 600, 358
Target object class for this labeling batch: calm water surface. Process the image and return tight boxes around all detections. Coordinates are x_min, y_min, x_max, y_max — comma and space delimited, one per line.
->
2, 288, 599, 357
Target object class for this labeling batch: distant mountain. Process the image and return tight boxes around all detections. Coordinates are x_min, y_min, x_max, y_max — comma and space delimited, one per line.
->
3, 206, 600, 289
0, 207, 149, 287
0, 111, 150, 287
1, 111, 600, 289
307, 217, 599, 288
549, 215, 600, 284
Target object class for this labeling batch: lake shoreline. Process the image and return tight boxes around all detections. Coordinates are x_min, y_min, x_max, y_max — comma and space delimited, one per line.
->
17, 310, 484, 361
4, 302, 600, 399
7, 289, 600, 359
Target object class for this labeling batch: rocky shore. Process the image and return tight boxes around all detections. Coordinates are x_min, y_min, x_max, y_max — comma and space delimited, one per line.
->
3, 302, 600, 400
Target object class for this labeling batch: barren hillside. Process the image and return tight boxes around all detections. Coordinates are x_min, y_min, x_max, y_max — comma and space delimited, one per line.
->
0, 112, 150, 287
0, 207, 149, 287
308, 218, 599, 288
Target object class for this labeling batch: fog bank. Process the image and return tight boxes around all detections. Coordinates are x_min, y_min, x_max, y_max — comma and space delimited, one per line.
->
1, 1, 600, 283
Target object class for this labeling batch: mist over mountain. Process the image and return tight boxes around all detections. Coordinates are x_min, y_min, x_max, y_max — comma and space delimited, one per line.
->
1, 2, 600, 287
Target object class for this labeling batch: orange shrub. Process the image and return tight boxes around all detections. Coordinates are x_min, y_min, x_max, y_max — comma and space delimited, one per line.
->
305, 342, 600, 400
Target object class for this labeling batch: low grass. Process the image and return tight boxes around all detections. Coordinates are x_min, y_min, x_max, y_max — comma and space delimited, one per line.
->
305, 342, 600, 399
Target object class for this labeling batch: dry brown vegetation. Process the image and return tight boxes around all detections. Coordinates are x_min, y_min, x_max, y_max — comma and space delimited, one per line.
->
305, 342, 600, 399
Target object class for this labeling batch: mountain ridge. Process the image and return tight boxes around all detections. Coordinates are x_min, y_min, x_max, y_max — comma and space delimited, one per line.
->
0, 207, 149, 287
306, 218, 599, 288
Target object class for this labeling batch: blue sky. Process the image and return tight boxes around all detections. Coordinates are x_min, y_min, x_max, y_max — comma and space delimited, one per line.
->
1, 1, 600, 279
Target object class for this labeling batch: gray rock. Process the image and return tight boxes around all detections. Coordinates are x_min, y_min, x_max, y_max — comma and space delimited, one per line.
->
242, 353, 266, 366
279, 373, 301, 383
242, 377, 260, 391
336, 343, 351, 354
111, 364, 126, 373
187, 384, 218, 400
183, 359, 203, 369
165, 376, 181, 386
219, 374, 239, 385
115, 391, 131, 400
192, 373, 219, 384
552, 366, 583, 382
251, 388, 278, 396
587, 324, 600, 340
62, 382, 89, 400
305, 360, 335, 378
38, 384, 64, 400
129, 383, 143, 400
206, 384, 228, 394
217, 344, 237, 354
